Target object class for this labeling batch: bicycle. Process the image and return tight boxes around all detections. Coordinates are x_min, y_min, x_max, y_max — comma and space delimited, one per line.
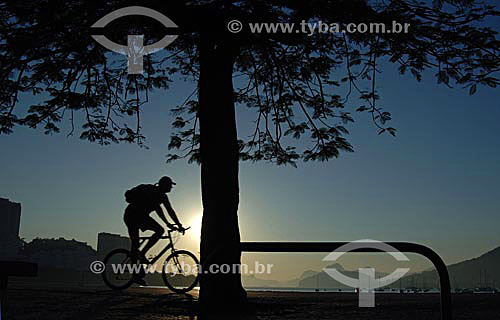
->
102, 226, 200, 293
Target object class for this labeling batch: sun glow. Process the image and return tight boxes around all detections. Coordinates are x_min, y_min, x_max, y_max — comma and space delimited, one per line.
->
189, 213, 202, 242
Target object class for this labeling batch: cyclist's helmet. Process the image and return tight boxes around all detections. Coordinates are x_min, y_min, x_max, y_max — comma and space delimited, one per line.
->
158, 176, 176, 188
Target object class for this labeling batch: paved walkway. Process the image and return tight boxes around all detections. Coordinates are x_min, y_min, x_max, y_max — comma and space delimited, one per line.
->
3, 286, 500, 319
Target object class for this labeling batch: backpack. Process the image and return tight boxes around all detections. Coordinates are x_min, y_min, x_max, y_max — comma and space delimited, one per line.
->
124, 184, 152, 204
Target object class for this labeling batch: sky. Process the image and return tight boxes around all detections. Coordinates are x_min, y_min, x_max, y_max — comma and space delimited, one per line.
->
1, 40, 500, 281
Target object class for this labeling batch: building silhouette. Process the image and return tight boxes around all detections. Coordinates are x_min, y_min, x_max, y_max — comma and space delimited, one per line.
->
24, 238, 97, 271
97, 232, 130, 261
0, 198, 22, 259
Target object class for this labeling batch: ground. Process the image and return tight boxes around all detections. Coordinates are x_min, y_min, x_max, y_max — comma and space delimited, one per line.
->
3, 285, 500, 319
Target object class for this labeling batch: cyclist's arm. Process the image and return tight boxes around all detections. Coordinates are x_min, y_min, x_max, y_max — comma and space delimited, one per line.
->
154, 204, 171, 226
162, 196, 183, 227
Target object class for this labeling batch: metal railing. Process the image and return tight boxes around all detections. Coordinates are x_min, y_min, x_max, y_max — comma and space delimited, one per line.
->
240, 241, 452, 320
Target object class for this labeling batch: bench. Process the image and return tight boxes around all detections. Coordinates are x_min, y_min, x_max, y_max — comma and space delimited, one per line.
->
0, 261, 38, 318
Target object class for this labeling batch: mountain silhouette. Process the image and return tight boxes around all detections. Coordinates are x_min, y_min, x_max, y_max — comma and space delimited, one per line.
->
299, 263, 388, 289
397, 245, 500, 289
297, 246, 500, 289
242, 266, 322, 288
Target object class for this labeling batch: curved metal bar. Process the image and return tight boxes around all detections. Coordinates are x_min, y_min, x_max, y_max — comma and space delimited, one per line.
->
240, 242, 452, 320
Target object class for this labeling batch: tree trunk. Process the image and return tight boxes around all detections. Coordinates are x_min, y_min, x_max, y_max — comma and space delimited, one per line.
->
197, 36, 247, 317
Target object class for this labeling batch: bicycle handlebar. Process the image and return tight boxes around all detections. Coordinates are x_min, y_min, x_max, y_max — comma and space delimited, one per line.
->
139, 226, 191, 240
168, 226, 191, 235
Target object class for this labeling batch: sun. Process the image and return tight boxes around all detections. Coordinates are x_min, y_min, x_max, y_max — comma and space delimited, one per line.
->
188, 213, 202, 242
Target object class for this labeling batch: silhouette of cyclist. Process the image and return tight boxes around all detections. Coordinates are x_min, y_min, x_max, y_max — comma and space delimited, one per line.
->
123, 176, 185, 285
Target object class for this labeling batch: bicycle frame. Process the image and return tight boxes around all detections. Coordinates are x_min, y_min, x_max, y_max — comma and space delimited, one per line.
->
138, 229, 177, 264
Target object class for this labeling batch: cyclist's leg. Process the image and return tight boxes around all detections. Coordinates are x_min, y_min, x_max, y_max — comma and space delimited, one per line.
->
124, 205, 141, 260
124, 205, 146, 279
127, 225, 140, 262
139, 217, 164, 258
126, 225, 147, 279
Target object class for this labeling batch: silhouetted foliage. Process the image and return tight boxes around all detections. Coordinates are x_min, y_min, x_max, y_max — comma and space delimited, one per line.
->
1, 0, 498, 165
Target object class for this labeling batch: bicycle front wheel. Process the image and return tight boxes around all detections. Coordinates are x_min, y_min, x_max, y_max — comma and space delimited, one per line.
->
162, 250, 200, 293
102, 248, 137, 290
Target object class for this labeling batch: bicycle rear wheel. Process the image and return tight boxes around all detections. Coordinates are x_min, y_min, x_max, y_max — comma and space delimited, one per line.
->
162, 250, 200, 293
102, 248, 137, 290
